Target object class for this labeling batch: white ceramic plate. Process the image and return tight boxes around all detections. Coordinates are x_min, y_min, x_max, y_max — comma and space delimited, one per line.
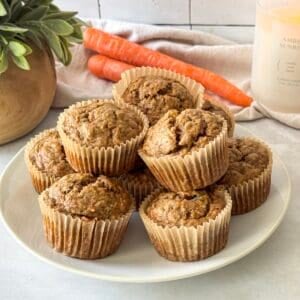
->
0, 125, 291, 283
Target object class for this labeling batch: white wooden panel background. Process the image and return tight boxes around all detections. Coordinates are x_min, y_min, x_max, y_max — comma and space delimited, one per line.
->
53, 0, 256, 43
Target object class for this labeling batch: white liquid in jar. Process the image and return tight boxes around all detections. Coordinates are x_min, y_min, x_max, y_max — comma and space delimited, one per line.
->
251, 7, 300, 113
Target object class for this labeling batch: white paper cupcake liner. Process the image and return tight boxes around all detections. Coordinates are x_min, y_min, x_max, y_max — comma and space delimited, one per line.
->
112, 67, 205, 109
139, 119, 229, 192
225, 137, 273, 215
57, 99, 149, 177
139, 189, 232, 262
24, 129, 60, 193
38, 195, 135, 259
119, 172, 161, 209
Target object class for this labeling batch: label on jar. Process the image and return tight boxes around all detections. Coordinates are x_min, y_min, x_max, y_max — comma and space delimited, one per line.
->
270, 22, 300, 89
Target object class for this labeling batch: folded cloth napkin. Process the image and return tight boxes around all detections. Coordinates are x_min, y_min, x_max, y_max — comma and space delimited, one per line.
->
55, 19, 300, 128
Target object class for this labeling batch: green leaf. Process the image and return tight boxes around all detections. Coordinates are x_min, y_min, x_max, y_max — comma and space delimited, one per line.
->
0, 0, 7, 17
25, 31, 43, 49
20, 6, 49, 21
8, 40, 27, 56
0, 49, 8, 74
0, 35, 8, 45
10, 1, 23, 20
41, 24, 63, 60
73, 17, 87, 27
65, 35, 82, 44
49, 4, 59, 12
60, 37, 72, 65
44, 11, 77, 20
11, 55, 30, 70
0, 25, 28, 33
23, 43, 33, 55
44, 19, 74, 36
0, 0, 83, 73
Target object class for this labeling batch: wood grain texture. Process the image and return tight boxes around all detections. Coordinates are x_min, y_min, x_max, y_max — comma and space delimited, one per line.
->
0, 47, 56, 145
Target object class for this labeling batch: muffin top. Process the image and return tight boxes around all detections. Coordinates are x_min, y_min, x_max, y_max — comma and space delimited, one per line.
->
121, 76, 194, 125
42, 174, 133, 219
27, 129, 74, 177
201, 99, 234, 135
60, 100, 143, 148
142, 109, 224, 157
219, 138, 270, 186
145, 188, 226, 227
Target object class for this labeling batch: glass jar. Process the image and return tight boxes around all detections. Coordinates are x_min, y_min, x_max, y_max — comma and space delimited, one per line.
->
251, 0, 300, 113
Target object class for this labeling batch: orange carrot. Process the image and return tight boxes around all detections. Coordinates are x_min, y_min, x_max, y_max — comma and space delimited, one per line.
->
84, 28, 252, 107
88, 54, 134, 81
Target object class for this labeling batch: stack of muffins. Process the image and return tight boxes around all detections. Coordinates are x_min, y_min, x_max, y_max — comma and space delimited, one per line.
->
25, 67, 273, 262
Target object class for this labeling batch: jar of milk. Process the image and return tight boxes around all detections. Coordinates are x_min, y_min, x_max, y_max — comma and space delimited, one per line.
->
251, 0, 300, 113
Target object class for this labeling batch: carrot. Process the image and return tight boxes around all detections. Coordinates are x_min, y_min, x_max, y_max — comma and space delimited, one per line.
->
84, 28, 252, 107
88, 54, 134, 82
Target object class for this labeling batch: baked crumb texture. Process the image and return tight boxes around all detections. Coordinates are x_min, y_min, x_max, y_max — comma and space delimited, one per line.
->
218, 138, 272, 215
25, 129, 74, 193
142, 109, 223, 157
139, 188, 232, 262
60, 101, 143, 148
121, 76, 194, 125
38, 173, 134, 259
57, 99, 149, 176
139, 109, 229, 192
146, 189, 226, 227
200, 97, 235, 137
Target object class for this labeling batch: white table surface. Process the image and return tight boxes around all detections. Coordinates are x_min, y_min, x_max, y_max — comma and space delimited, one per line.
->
0, 110, 300, 300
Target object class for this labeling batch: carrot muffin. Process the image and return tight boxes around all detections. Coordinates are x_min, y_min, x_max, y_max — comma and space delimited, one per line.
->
218, 138, 272, 215
57, 99, 148, 176
24, 129, 74, 193
119, 76, 195, 125
140, 187, 232, 261
119, 168, 161, 209
200, 96, 235, 137
38, 173, 134, 259
139, 108, 229, 191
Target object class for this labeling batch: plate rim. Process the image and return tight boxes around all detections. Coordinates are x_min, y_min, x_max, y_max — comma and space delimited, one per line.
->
0, 125, 292, 283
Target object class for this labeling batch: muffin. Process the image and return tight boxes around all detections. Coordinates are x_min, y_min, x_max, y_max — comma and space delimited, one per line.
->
38, 173, 134, 259
113, 67, 204, 125
24, 129, 74, 193
57, 99, 148, 176
140, 187, 232, 262
200, 95, 235, 137
139, 108, 229, 192
218, 137, 272, 215
119, 168, 161, 209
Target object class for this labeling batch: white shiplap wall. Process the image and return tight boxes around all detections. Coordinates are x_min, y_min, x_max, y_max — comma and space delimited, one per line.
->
53, 0, 256, 43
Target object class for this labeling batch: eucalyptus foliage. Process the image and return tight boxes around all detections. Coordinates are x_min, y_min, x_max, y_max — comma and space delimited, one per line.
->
0, 0, 84, 74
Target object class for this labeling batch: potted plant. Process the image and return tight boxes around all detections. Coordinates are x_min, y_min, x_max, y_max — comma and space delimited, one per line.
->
0, 0, 83, 144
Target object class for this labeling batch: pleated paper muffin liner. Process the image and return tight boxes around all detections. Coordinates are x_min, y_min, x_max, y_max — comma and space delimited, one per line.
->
139, 119, 229, 192
24, 129, 60, 193
112, 67, 205, 109
139, 189, 232, 262
38, 195, 135, 259
118, 173, 161, 210
57, 99, 149, 177
224, 137, 273, 215
200, 94, 235, 137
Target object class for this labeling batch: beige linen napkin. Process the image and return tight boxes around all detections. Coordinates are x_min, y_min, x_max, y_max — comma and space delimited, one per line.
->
55, 19, 300, 128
